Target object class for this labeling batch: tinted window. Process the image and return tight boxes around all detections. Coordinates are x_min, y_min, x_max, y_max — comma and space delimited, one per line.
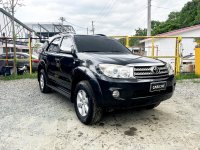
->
74, 35, 131, 53
48, 37, 61, 52
60, 36, 74, 52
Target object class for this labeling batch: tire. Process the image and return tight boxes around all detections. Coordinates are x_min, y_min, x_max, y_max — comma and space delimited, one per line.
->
74, 81, 103, 125
39, 69, 51, 93
144, 102, 161, 110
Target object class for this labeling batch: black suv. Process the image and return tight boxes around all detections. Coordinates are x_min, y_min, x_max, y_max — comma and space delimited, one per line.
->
38, 34, 176, 124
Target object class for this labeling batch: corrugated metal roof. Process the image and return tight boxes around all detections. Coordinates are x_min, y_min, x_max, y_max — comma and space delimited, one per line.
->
141, 24, 200, 43
157, 24, 200, 36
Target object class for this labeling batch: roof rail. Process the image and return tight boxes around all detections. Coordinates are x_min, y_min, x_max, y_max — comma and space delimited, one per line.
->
95, 34, 106, 36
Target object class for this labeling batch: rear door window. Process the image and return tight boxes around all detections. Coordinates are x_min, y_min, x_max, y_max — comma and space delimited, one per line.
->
47, 37, 61, 53
60, 36, 74, 52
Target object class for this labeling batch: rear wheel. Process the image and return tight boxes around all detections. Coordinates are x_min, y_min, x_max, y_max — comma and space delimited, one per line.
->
74, 81, 103, 125
39, 69, 51, 93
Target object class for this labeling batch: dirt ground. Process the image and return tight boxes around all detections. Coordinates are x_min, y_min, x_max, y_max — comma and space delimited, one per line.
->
0, 79, 200, 150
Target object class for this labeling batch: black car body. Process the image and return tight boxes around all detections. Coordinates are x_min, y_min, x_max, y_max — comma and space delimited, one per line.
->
38, 34, 176, 124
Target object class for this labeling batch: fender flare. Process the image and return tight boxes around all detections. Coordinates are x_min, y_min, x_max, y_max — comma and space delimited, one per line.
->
72, 67, 104, 107
37, 60, 46, 81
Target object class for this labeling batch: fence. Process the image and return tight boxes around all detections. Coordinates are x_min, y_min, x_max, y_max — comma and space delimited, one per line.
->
0, 37, 42, 75
112, 36, 199, 76
0, 36, 200, 77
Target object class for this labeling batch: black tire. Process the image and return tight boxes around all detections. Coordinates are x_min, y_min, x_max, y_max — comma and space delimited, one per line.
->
144, 102, 161, 110
38, 69, 51, 93
74, 81, 103, 125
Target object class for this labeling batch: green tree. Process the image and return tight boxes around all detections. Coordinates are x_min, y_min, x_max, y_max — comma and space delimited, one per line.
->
149, 0, 200, 35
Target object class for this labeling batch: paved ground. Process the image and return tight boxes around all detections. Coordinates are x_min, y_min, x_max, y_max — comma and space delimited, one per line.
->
0, 79, 200, 150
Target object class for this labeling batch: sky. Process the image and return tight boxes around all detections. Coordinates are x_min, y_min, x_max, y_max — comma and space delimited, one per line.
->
14, 0, 192, 36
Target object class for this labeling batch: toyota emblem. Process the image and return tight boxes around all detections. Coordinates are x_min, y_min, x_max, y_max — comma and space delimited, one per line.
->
150, 66, 160, 74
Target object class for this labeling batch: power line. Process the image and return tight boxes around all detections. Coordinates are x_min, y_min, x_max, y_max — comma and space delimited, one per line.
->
63, 20, 87, 30
95, 0, 115, 19
95, 0, 116, 23
151, 5, 172, 10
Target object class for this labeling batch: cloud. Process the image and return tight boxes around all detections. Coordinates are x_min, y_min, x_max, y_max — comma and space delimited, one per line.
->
15, 0, 191, 36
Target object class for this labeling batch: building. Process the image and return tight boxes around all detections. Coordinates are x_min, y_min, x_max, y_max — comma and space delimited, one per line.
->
142, 24, 200, 68
182, 53, 195, 73
0, 8, 75, 55
0, 8, 40, 54
26, 23, 75, 38
129, 46, 146, 56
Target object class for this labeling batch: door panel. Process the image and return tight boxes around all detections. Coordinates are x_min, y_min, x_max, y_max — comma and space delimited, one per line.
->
56, 36, 76, 90
57, 53, 75, 90
45, 37, 62, 83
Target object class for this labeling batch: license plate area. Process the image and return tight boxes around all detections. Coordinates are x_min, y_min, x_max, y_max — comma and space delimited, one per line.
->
150, 81, 167, 92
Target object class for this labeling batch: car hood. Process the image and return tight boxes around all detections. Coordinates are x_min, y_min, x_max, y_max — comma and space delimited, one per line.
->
77, 53, 164, 66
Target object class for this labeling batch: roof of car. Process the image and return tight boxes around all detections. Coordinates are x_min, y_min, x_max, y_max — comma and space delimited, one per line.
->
46, 33, 109, 43
50, 33, 107, 39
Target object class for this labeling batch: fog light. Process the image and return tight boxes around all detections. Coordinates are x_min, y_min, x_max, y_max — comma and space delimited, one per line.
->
112, 90, 120, 98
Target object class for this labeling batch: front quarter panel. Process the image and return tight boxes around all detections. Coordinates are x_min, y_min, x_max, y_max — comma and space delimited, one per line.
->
72, 67, 104, 107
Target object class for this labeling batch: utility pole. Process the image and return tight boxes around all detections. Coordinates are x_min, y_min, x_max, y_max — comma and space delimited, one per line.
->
11, 0, 17, 74
91, 21, 95, 35
59, 17, 66, 32
147, 0, 151, 36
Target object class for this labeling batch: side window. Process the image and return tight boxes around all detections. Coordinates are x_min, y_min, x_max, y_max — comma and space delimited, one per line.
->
48, 37, 61, 52
60, 36, 74, 52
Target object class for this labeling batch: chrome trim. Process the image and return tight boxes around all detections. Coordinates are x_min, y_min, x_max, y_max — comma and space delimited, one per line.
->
128, 62, 165, 67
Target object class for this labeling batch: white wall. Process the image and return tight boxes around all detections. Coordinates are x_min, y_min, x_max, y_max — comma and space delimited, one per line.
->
145, 29, 200, 66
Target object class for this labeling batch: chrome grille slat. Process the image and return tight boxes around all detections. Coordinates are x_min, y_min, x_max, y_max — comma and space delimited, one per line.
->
133, 65, 169, 79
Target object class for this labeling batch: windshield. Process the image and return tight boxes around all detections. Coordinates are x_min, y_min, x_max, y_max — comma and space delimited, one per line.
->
74, 35, 131, 54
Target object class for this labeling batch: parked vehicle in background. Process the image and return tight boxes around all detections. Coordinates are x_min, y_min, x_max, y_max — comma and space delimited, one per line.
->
38, 34, 176, 125
0, 52, 39, 75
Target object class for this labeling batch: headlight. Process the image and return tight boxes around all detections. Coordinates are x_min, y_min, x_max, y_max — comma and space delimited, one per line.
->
98, 64, 134, 78
166, 63, 174, 75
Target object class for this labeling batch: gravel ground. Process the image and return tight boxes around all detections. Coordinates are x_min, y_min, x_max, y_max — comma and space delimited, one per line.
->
0, 79, 200, 150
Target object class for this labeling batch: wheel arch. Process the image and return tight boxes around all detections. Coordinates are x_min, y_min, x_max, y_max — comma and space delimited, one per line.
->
37, 60, 46, 81
71, 67, 103, 106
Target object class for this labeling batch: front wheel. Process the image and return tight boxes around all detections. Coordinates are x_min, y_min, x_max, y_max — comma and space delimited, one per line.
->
74, 81, 103, 125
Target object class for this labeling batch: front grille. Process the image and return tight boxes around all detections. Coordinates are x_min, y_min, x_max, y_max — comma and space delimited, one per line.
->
134, 65, 169, 79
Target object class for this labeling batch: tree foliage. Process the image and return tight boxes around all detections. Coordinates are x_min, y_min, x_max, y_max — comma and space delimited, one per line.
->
151, 0, 200, 35
133, 0, 200, 37
125, 0, 200, 47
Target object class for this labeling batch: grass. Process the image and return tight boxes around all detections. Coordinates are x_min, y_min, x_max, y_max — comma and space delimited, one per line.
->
0, 73, 37, 81
192, 80, 200, 83
1, 72, 200, 82
176, 73, 200, 80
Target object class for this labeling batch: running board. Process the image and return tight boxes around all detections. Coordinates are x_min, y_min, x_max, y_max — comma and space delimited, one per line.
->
47, 84, 71, 98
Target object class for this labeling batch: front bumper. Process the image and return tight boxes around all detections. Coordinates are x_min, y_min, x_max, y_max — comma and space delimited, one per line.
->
96, 76, 176, 108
